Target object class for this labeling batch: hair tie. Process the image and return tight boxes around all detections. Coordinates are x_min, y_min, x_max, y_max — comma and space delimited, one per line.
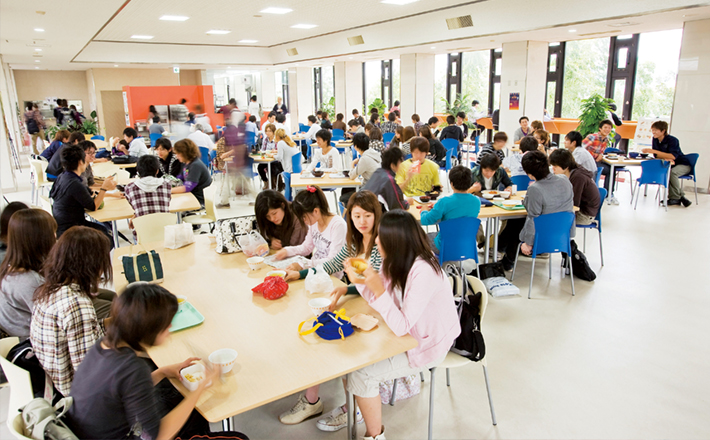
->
306, 186, 317, 193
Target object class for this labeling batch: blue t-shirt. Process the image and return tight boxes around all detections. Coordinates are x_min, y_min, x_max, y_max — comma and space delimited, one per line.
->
40, 140, 64, 161
420, 192, 481, 250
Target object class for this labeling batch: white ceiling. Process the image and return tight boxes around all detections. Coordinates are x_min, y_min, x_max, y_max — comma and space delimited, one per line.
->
2, 0, 710, 71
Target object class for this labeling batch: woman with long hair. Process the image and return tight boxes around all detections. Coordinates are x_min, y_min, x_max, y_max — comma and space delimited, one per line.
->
389, 125, 404, 149
0, 201, 29, 262
398, 126, 417, 156
255, 190, 307, 250
30, 226, 113, 397
343, 210, 460, 440
0, 209, 56, 339
274, 128, 301, 173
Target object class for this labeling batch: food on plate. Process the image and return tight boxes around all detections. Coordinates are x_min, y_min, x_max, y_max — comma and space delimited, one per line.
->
419, 196, 431, 203
350, 258, 368, 274
252, 276, 289, 300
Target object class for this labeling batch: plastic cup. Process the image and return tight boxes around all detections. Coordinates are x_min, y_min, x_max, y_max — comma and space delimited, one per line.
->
308, 298, 332, 316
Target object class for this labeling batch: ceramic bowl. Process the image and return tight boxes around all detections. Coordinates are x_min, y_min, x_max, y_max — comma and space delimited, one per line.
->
209, 348, 238, 373
308, 298, 332, 317
267, 270, 287, 279
499, 191, 511, 199
312, 170, 325, 177
482, 193, 494, 200
246, 256, 264, 271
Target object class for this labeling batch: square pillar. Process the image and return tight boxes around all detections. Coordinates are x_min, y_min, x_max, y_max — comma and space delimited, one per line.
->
400, 53, 435, 120
288, 67, 313, 132
334, 61, 363, 120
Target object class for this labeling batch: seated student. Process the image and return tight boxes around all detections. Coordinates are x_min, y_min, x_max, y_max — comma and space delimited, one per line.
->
513, 116, 532, 143
40, 129, 70, 162
49, 145, 117, 242
0, 209, 56, 339
30, 226, 114, 397
66, 283, 248, 440
426, 116, 442, 138
124, 155, 172, 239
468, 153, 512, 194
642, 120, 693, 207
303, 115, 322, 142
280, 191, 382, 430
274, 185, 347, 273
255, 190, 307, 250
419, 125, 446, 167
398, 126, 417, 156
320, 112, 333, 130
396, 136, 441, 197
583, 119, 615, 195
362, 147, 412, 212
534, 129, 551, 152
350, 133, 382, 185
185, 112, 196, 126
47, 131, 85, 177
119, 128, 150, 158
479, 131, 508, 163
367, 126, 385, 153
0, 202, 30, 262
411, 114, 424, 135
455, 111, 469, 139
245, 114, 259, 137
274, 113, 288, 133
420, 166, 481, 251
497, 150, 574, 270
504, 135, 538, 177
171, 139, 212, 207
155, 137, 183, 179
352, 109, 366, 127
306, 129, 341, 174
187, 123, 215, 150
347, 119, 365, 138
439, 115, 464, 143
549, 149, 600, 226
531, 120, 544, 132
332, 113, 347, 131
343, 210, 460, 440
368, 112, 380, 128
565, 130, 597, 174
274, 128, 301, 174
389, 126, 404, 149
148, 116, 165, 135
261, 112, 277, 136
381, 112, 399, 134
257, 123, 284, 189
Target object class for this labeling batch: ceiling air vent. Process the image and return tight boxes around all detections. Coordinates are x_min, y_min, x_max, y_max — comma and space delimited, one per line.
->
286, 47, 298, 56
348, 35, 365, 46
446, 15, 473, 30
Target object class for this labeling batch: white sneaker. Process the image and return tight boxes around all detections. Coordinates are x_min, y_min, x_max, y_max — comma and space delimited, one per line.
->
316, 405, 364, 431
363, 426, 386, 440
279, 395, 324, 425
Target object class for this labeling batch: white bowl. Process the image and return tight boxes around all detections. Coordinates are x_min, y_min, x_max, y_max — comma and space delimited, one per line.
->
482, 193, 494, 200
176, 295, 187, 305
180, 363, 207, 391
246, 256, 265, 271
493, 197, 505, 202
502, 199, 521, 207
267, 270, 286, 279
209, 348, 238, 373
207, 234, 217, 244
499, 191, 511, 199
308, 298, 332, 316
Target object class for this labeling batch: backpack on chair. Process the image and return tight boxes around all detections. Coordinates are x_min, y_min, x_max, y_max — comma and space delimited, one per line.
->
448, 273, 486, 362
22, 397, 78, 440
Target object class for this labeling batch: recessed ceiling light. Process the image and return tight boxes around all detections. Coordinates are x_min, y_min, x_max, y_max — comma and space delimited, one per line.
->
34, 48, 42, 52
568, 29, 577, 33
260, 7, 292, 14
34, 28, 44, 32
206, 29, 231, 35
239, 39, 258, 43
291, 24, 317, 29
381, 0, 419, 4
35, 66, 39, 69
430, 46, 436, 49
131, 35, 154, 39
159, 15, 189, 21
114, 64, 119, 67
349, 57, 353, 59
35, 60, 40, 63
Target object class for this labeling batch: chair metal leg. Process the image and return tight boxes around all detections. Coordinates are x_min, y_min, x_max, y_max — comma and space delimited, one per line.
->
483, 365, 498, 426
634, 185, 641, 210
548, 255, 552, 279
446, 368, 451, 387
420, 371, 425, 382
694, 180, 699, 204
389, 379, 398, 406
568, 255, 575, 296
598, 231, 604, 266
528, 257, 536, 299
510, 243, 522, 281
222, 416, 233, 431
428, 367, 436, 440
583, 229, 587, 253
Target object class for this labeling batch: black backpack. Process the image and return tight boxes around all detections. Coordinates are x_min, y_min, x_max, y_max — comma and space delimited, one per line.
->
26, 117, 39, 134
449, 275, 485, 362
564, 240, 596, 281
7, 339, 50, 399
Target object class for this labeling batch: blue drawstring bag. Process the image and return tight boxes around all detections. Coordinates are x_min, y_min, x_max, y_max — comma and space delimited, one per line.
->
298, 309, 354, 340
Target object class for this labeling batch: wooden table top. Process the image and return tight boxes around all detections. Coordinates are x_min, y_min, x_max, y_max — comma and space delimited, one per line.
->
249, 154, 276, 163
602, 156, 647, 166
291, 173, 362, 189
113, 236, 417, 422
409, 191, 529, 221
87, 192, 201, 222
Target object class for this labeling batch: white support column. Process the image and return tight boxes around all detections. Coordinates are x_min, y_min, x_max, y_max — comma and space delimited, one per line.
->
334, 62, 346, 117
400, 53, 435, 120
288, 67, 314, 133
334, 61, 364, 121
260, 71, 276, 119
499, 41, 548, 142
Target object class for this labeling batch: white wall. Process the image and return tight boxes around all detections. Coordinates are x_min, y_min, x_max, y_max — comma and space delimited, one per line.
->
671, 18, 710, 192
344, 62, 363, 118
258, 71, 276, 119
400, 53, 435, 119
288, 67, 313, 132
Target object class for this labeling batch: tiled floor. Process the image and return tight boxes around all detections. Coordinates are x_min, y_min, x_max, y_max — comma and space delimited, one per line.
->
2, 160, 709, 439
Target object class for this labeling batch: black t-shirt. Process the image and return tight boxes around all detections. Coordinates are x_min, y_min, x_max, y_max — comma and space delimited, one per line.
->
158, 152, 183, 178
49, 171, 95, 234
181, 159, 212, 206
67, 339, 160, 440
46, 145, 66, 177
439, 125, 464, 142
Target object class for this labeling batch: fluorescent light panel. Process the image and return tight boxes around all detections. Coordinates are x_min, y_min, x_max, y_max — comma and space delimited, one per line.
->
34, 28, 44, 32
291, 24, 317, 29
131, 35, 154, 39
260, 7, 292, 14
381, 0, 419, 4
206, 29, 231, 35
34, 48, 42, 51
239, 39, 258, 43
159, 15, 189, 21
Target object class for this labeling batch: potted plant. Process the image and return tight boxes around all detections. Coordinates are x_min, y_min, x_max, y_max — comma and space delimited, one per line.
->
577, 94, 613, 138
319, 97, 335, 121
368, 98, 386, 122
46, 110, 99, 139
441, 93, 473, 127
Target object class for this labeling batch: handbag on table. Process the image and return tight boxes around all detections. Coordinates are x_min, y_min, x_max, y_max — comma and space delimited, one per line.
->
121, 246, 164, 284
298, 309, 354, 340
214, 216, 257, 254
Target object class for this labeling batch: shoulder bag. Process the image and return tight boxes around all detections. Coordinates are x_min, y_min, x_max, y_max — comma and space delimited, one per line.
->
214, 216, 257, 254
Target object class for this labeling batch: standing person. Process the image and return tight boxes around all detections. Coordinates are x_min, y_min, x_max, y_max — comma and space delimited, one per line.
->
274, 128, 301, 174
155, 138, 183, 179
549, 149, 600, 226
0, 202, 30, 263
255, 190, 307, 250
171, 139, 212, 207
248, 95, 262, 123
419, 125, 446, 167
381, 112, 399, 134
582, 120, 615, 196
642, 120, 692, 207
49, 145, 117, 243
0, 209, 57, 339
411, 114, 424, 135
221, 98, 238, 125
124, 155, 172, 240
396, 137, 441, 197
40, 129, 70, 162
343, 209, 460, 440
273, 96, 288, 115
439, 115, 464, 143
564, 131, 597, 174
25, 103, 46, 155
30, 226, 113, 397
119, 128, 150, 158
389, 100, 400, 113
148, 105, 158, 121
66, 283, 248, 440
362, 147, 412, 212
187, 124, 215, 150
333, 113, 347, 131
513, 116, 532, 143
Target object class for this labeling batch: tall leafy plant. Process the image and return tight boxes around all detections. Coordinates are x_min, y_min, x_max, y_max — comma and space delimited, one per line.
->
46, 110, 99, 139
368, 98, 386, 122
319, 96, 335, 121
441, 93, 473, 128
577, 94, 613, 138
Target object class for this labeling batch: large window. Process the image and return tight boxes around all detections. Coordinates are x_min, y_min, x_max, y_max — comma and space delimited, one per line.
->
392, 59, 400, 106
322, 65, 334, 107
364, 61, 382, 109
461, 50, 491, 113
632, 29, 683, 120
561, 38, 610, 118
433, 54, 448, 113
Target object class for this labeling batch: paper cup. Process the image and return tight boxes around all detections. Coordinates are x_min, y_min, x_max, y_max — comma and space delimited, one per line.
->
246, 256, 265, 271
308, 298, 332, 316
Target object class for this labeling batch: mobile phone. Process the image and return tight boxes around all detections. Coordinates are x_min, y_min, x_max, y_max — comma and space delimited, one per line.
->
111, 172, 117, 178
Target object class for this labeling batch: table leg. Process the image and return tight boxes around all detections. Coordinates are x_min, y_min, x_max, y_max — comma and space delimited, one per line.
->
483, 219, 490, 264
176, 213, 182, 224
267, 161, 272, 189
111, 220, 119, 249
608, 163, 618, 204
222, 416, 233, 431
493, 218, 500, 262
346, 376, 355, 440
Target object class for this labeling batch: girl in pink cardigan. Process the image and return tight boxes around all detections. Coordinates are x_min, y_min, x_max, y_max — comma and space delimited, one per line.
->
343, 210, 460, 440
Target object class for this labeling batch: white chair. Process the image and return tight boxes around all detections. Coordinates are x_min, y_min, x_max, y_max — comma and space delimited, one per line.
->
132, 213, 177, 244
28, 160, 53, 207
182, 194, 217, 232
0, 337, 35, 440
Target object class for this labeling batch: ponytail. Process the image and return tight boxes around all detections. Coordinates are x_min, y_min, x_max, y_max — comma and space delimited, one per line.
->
275, 128, 296, 147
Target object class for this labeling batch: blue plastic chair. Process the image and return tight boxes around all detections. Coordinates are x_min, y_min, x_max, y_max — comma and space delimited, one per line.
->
291, 153, 303, 174
149, 133, 163, 148
441, 138, 459, 156
245, 131, 256, 148
595, 166, 603, 187
351, 146, 359, 161
405, 154, 412, 161
679, 153, 699, 205
338, 201, 346, 218
198, 146, 211, 169
633, 159, 671, 211
576, 187, 607, 266
510, 175, 532, 191
437, 217, 481, 269
511, 211, 575, 299
332, 129, 345, 141
604, 147, 633, 195
299, 123, 309, 133
383, 132, 395, 146
281, 172, 293, 201
91, 135, 105, 141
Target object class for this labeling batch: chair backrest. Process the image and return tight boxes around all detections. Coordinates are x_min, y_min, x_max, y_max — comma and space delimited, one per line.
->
405, 154, 412, 160
332, 129, 345, 141
291, 153, 303, 173
0, 337, 34, 426
382, 132, 395, 146
595, 166, 603, 186
245, 131, 256, 146
684, 153, 699, 177
438, 217, 481, 265
351, 146, 359, 161
115, 169, 130, 182
531, 211, 574, 256
510, 174, 532, 191
441, 138, 459, 153
604, 147, 623, 154
29, 160, 49, 186
299, 123, 309, 133
638, 159, 671, 186
149, 133, 163, 147
198, 146, 211, 167
203, 194, 216, 220
338, 201, 346, 218
466, 276, 489, 321
132, 213, 177, 244
281, 172, 292, 201
90, 135, 105, 141
444, 146, 456, 170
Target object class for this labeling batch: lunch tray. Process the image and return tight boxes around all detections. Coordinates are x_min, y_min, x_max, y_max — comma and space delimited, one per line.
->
492, 201, 525, 211
170, 302, 205, 332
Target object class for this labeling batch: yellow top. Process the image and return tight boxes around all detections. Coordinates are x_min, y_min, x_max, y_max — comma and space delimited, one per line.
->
396, 159, 441, 197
